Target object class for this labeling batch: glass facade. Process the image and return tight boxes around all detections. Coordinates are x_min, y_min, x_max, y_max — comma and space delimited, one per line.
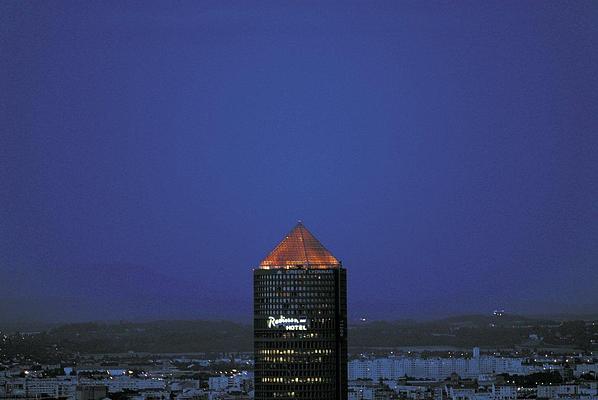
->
254, 223, 348, 400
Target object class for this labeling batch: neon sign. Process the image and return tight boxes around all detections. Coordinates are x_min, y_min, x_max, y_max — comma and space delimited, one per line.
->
267, 315, 308, 330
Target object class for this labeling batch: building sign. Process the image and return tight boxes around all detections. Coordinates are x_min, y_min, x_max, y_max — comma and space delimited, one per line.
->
267, 315, 308, 330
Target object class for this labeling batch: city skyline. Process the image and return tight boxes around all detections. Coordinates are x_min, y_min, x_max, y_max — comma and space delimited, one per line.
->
2, 2, 598, 325
2, 2, 598, 400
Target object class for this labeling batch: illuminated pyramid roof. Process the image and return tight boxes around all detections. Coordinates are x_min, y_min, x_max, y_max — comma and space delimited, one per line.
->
259, 222, 340, 269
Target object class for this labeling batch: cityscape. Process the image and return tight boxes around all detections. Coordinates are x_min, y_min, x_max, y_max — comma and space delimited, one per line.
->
1, 224, 597, 399
2, 2, 597, 400
1, 315, 598, 399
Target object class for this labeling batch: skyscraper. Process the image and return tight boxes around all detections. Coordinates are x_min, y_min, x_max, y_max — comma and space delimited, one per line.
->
254, 222, 348, 400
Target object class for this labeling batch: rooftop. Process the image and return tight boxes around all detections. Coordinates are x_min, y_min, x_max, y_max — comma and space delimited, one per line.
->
259, 222, 340, 269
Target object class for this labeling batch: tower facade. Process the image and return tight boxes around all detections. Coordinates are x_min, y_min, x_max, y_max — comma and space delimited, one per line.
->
254, 222, 347, 400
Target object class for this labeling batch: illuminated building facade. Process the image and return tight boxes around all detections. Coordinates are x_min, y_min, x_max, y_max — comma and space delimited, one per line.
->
254, 222, 347, 400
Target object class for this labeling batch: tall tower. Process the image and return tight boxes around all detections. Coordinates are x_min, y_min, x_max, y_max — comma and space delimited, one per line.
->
254, 222, 348, 400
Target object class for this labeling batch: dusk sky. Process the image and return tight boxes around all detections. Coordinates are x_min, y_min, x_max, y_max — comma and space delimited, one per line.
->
2, 1, 597, 324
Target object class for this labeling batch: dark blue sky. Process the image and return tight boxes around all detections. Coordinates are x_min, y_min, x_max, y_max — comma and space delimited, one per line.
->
2, 1, 597, 323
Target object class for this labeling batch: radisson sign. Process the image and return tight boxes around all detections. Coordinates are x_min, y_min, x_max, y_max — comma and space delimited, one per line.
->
267, 315, 308, 331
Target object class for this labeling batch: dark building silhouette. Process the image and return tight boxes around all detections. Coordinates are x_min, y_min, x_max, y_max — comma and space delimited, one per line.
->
76, 385, 108, 400
254, 222, 348, 400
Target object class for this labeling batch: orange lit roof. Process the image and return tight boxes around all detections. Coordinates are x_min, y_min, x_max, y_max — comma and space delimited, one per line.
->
259, 222, 340, 269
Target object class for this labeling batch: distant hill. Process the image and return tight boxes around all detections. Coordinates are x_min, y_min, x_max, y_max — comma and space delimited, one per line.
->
421, 314, 557, 328
1, 314, 596, 361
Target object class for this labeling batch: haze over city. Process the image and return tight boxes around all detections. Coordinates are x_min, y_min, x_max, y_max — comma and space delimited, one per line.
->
2, 1, 598, 326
